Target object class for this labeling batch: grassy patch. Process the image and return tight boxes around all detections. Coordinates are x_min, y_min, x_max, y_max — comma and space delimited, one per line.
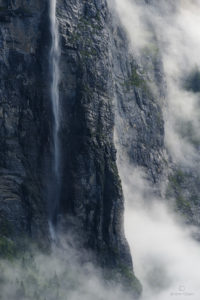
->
123, 66, 150, 94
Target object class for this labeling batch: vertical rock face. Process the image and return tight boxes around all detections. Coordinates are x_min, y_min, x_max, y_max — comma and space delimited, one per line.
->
112, 27, 166, 185
57, 0, 131, 268
0, 0, 51, 243
0, 0, 142, 289
0, 0, 172, 295
55, 2, 143, 293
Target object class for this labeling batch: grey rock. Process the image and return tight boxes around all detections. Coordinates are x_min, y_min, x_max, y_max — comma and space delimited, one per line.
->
0, 0, 143, 295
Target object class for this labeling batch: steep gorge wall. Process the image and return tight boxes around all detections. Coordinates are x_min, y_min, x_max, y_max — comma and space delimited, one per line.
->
0, 0, 144, 292
0, 0, 170, 295
56, 0, 134, 277
0, 0, 51, 244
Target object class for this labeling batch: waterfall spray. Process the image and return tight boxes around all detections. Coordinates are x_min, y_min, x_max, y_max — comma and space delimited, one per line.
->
49, 0, 61, 238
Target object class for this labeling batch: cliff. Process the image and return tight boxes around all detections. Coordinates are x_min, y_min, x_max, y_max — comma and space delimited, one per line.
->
0, 0, 50, 243
0, 0, 144, 295
2, 0, 200, 299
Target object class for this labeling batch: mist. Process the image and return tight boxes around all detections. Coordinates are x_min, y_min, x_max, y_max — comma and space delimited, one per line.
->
0, 237, 134, 300
119, 164, 200, 300
1, 1, 200, 300
113, 0, 200, 299
114, 0, 200, 167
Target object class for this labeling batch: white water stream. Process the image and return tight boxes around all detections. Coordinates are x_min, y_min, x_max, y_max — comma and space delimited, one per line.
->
49, 0, 61, 237
50, 0, 60, 178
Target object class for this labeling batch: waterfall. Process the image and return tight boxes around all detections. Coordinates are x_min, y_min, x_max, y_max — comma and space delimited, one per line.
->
50, 0, 60, 177
49, 0, 61, 237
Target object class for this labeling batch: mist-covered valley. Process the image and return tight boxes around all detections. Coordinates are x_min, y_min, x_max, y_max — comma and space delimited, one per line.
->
0, 0, 200, 299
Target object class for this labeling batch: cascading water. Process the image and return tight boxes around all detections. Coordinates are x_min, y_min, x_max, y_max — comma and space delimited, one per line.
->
49, 0, 61, 239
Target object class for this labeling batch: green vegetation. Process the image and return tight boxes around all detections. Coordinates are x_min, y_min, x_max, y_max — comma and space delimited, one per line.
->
123, 66, 151, 95
118, 264, 142, 295
167, 169, 193, 217
69, 13, 102, 47
68, 31, 81, 44
103, 264, 142, 298
125, 68, 145, 88
168, 169, 185, 186
80, 48, 97, 58
68, 15, 102, 59
176, 195, 192, 213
